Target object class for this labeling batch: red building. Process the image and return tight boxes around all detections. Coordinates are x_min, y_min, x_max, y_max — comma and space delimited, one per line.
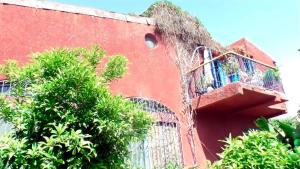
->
0, 0, 287, 168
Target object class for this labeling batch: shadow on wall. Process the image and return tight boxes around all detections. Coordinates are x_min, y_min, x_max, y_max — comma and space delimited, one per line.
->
194, 113, 257, 161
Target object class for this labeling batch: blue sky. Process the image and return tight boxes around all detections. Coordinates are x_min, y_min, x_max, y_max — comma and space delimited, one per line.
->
52, 0, 300, 116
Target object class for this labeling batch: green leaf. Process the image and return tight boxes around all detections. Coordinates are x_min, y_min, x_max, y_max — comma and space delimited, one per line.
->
278, 121, 295, 139
294, 124, 300, 139
294, 139, 300, 147
255, 117, 273, 132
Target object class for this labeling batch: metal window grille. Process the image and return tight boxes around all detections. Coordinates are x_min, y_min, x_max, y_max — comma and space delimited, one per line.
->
242, 58, 255, 74
0, 80, 12, 94
0, 80, 31, 96
129, 97, 183, 169
0, 120, 12, 137
0, 81, 13, 136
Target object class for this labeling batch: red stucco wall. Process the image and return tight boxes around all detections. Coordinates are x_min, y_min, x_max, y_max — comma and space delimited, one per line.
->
0, 3, 209, 167
1, 3, 285, 168
195, 114, 257, 161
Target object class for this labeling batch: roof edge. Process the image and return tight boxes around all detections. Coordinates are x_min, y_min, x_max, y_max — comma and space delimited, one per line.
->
0, 0, 156, 25
228, 38, 275, 62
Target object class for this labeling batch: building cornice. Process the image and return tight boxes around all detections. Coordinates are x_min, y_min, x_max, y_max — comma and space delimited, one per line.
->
0, 0, 155, 25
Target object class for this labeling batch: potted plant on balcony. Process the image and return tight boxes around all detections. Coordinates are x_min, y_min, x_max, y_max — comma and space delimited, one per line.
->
263, 67, 281, 89
263, 67, 280, 82
222, 56, 240, 82
196, 76, 212, 94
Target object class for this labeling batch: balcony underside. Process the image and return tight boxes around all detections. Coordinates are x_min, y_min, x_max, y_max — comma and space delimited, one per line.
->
192, 82, 287, 118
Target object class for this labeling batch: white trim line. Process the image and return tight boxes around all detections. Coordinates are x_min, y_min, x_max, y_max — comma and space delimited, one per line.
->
0, 0, 156, 25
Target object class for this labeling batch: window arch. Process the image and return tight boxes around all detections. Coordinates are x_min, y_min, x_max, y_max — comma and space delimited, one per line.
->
129, 97, 174, 114
129, 97, 183, 169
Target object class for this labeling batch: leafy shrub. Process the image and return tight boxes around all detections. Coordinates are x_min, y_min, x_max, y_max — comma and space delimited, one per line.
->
0, 46, 153, 168
211, 130, 300, 169
256, 117, 300, 153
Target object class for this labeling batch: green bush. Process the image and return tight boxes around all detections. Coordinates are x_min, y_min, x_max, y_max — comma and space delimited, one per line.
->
256, 117, 300, 151
211, 130, 300, 169
0, 46, 153, 168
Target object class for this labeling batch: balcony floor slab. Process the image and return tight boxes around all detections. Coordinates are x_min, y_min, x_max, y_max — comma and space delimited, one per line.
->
192, 82, 287, 117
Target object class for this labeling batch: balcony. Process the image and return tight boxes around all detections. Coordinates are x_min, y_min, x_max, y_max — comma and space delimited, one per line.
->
187, 51, 287, 118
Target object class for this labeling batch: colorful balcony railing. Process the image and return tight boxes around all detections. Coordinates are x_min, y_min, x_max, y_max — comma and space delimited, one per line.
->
187, 52, 284, 99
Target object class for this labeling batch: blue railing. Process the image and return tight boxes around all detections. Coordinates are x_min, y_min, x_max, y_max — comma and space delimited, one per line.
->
187, 53, 284, 98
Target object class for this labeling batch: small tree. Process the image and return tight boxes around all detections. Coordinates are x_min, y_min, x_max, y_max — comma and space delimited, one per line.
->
0, 46, 152, 168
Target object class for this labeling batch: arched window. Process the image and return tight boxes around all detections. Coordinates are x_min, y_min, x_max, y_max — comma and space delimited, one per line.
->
129, 97, 183, 169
